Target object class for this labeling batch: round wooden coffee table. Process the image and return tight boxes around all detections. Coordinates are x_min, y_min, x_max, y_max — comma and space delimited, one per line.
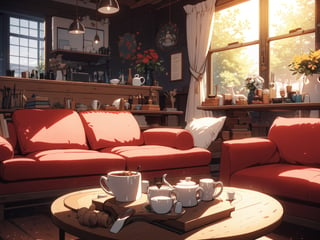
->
51, 187, 283, 240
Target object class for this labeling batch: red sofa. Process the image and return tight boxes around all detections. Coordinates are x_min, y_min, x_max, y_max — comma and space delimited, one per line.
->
220, 117, 320, 227
0, 109, 211, 218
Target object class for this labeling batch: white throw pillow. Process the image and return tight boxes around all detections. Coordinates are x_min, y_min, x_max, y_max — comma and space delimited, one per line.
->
185, 116, 226, 148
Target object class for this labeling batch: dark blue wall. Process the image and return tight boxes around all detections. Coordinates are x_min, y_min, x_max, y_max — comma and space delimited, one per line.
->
109, 2, 191, 93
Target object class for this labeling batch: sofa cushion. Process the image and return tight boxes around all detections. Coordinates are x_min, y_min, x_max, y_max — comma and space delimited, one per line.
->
268, 117, 320, 166
0, 136, 13, 161
0, 149, 125, 181
7, 122, 17, 151
102, 145, 211, 172
79, 111, 144, 150
230, 164, 320, 204
13, 109, 88, 154
185, 116, 226, 149
143, 128, 194, 150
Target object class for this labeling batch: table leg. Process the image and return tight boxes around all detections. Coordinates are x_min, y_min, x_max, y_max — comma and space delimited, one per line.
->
59, 228, 65, 240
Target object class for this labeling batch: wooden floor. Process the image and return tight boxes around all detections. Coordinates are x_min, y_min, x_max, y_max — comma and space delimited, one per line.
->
0, 203, 319, 240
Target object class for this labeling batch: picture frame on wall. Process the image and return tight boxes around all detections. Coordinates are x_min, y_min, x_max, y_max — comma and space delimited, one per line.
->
170, 52, 182, 81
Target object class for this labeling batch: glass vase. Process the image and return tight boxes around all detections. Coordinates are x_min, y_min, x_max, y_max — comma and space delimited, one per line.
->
145, 69, 154, 86
247, 89, 255, 104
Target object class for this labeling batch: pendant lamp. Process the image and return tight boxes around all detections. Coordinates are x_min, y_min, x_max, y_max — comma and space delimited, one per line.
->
69, 0, 85, 34
98, 0, 120, 14
94, 2, 100, 44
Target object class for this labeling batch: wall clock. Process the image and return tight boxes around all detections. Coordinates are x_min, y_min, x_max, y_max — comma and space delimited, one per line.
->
156, 23, 178, 51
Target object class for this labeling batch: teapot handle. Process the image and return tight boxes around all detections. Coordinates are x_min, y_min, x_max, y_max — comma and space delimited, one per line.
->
140, 77, 145, 85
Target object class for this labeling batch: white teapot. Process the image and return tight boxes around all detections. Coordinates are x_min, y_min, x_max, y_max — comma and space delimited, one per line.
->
162, 174, 203, 207
132, 74, 145, 86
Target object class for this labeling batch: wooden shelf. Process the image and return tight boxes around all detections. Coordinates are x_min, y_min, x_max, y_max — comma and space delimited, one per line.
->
198, 102, 320, 112
51, 49, 110, 62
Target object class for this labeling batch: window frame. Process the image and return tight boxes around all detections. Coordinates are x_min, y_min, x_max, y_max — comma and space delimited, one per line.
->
8, 14, 45, 77
208, 0, 319, 96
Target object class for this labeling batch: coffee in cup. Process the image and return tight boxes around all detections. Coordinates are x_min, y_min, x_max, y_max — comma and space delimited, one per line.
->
100, 171, 141, 202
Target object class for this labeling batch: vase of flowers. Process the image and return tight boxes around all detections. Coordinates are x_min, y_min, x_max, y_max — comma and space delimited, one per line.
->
134, 48, 164, 86
245, 75, 264, 104
289, 49, 320, 83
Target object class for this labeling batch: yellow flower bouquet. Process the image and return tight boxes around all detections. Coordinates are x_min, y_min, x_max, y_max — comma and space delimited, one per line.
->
289, 49, 320, 76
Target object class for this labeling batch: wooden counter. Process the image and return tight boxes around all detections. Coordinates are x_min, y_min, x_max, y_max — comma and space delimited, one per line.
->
0, 76, 162, 109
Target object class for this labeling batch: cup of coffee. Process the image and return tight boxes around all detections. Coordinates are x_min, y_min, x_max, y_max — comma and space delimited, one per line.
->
150, 196, 174, 214
199, 178, 223, 201
100, 171, 142, 202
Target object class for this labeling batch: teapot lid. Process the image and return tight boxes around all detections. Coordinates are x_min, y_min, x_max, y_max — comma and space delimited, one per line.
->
176, 177, 196, 186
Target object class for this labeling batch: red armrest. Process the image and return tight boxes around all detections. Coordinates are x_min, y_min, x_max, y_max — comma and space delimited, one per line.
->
0, 136, 14, 161
143, 128, 194, 150
220, 137, 280, 185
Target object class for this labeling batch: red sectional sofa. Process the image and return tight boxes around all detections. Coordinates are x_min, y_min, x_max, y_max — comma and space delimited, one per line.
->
0, 109, 211, 218
220, 117, 320, 227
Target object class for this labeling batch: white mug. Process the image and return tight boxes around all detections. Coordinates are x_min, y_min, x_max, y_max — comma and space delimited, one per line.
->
91, 99, 101, 110
199, 178, 223, 201
100, 171, 142, 202
150, 196, 174, 214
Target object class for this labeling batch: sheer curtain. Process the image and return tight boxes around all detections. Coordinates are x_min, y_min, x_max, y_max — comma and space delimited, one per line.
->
184, 0, 216, 123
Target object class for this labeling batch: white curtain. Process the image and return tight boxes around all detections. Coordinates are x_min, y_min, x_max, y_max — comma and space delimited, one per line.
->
184, 0, 216, 123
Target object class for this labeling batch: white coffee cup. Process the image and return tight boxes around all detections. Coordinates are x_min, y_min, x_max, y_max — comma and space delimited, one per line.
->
100, 171, 141, 202
147, 185, 173, 201
150, 196, 174, 214
91, 99, 101, 110
199, 178, 223, 201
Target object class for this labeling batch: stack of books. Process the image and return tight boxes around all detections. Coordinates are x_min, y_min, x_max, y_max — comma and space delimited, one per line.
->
25, 96, 50, 109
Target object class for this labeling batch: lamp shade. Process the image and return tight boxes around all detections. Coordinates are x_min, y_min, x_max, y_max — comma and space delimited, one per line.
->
69, 18, 85, 34
98, 0, 120, 14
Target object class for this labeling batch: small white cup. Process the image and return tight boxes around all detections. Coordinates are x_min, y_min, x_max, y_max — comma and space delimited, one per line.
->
91, 99, 101, 110
150, 196, 174, 214
142, 180, 150, 194
227, 190, 235, 201
199, 178, 223, 201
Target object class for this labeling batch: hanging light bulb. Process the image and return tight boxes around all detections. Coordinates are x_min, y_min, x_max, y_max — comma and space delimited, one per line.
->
94, 2, 100, 44
94, 32, 100, 44
98, 0, 120, 14
69, 0, 85, 34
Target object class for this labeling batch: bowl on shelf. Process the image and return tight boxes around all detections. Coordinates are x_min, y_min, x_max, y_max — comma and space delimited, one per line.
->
110, 79, 120, 85
272, 98, 282, 103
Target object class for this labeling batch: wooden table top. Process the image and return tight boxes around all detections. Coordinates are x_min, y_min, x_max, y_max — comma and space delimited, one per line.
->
51, 187, 283, 240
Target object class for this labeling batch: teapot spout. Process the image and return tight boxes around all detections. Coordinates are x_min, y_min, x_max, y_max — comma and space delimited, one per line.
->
162, 174, 174, 190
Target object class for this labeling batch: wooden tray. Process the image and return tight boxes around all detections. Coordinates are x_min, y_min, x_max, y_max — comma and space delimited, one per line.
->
93, 193, 235, 233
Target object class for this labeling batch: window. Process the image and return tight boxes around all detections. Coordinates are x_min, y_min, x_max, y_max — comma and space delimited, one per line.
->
209, 0, 316, 97
9, 16, 45, 77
